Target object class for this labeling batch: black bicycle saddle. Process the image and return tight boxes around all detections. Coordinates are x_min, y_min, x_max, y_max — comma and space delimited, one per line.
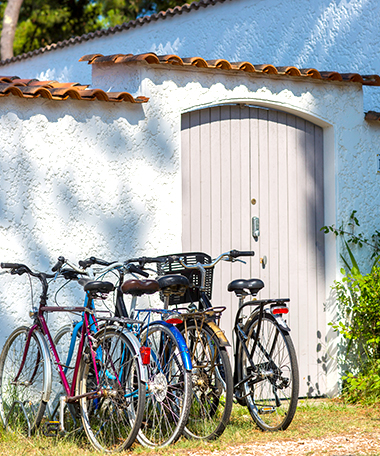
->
227, 278, 265, 296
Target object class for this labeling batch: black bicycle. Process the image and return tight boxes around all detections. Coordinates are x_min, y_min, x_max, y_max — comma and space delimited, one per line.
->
158, 250, 299, 432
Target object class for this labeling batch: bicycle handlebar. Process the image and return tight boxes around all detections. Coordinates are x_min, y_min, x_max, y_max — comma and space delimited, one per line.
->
1, 262, 55, 279
178, 250, 255, 270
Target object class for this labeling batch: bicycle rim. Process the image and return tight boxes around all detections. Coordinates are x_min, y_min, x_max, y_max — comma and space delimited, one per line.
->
240, 314, 299, 431
78, 327, 145, 452
181, 321, 233, 440
137, 323, 192, 448
0, 326, 49, 435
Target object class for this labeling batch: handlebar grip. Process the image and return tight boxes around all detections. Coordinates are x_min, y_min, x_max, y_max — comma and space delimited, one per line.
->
52, 256, 65, 272
79, 257, 112, 268
1, 263, 23, 269
128, 264, 149, 278
229, 250, 255, 258
79, 257, 96, 269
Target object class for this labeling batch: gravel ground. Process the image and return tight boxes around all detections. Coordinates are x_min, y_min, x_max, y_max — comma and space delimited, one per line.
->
188, 432, 380, 456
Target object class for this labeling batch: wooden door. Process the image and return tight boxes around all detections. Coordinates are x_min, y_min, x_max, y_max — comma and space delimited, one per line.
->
181, 105, 326, 397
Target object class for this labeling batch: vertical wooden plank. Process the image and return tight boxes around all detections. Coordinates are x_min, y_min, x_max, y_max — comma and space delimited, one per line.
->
314, 125, 326, 394
249, 108, 261, 284
286, 113, 300, 380
189, 111, 202, 249
181, 113, 191, 250
305, 120, 319, 395
240, 106, 253, 278
277, 112, 290, 301
268, 109, 279, 298
231, 105, 242, 253
219, 105, 233, 340
200, 109, 212, 251
210, 107, 222, 259
258, 108, 270, 298
296, 117, 310, 395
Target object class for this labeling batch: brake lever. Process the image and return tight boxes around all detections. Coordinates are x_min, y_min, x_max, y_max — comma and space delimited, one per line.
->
222, 256, 246, 264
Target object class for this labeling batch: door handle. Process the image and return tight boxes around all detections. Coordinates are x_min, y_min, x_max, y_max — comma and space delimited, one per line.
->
252, 216, 260, 241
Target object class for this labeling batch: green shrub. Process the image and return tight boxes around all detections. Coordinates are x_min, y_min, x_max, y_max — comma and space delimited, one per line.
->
322, 212, 380, 403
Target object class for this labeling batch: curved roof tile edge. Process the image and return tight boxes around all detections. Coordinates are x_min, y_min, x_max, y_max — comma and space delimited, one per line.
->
0, 0, 228, 66
0, 77, 149, 103
81, 52, 380, 86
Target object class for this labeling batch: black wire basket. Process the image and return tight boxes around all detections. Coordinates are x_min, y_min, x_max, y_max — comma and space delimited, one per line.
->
157, 252, 214, 305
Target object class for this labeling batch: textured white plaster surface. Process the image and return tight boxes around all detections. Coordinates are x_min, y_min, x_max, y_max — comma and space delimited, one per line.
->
1, 52, 380, 393
1, 0, 380, 111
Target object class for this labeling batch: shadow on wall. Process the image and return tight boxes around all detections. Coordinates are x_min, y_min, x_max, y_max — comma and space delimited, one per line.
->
0, 96, 180, 345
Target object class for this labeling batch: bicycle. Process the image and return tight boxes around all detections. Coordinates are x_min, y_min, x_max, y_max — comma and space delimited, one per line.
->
52, 255, 193, 448
0, 262, 147, 452
156, 252, 233, 440
157, 250, 299, 433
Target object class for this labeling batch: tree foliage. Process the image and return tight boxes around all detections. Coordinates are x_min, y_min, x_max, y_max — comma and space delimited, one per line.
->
0, 0, 191, 59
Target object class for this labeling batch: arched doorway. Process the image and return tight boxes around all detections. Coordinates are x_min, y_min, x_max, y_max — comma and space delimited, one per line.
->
181, 104, 326, 397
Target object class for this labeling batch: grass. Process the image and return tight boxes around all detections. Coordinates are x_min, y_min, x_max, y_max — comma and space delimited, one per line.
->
0, 399, 379, 455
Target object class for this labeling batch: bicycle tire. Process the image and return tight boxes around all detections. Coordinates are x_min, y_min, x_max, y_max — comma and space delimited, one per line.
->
49, 324, 81, 432
0, 326, 50, 435
237, 312, 299, 431
137, 322, 192, 448
179, 320, 233, 440
77, 326, 145, 452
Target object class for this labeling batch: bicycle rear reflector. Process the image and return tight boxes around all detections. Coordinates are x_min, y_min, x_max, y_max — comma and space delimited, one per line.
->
271, 306, 289, 315
165, 318, 183, 324
164, 311, 183, 325
140, 346, 151, 365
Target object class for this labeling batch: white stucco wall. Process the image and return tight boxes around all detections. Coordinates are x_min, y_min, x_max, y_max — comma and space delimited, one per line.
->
0, 95, 183, 344
1, 59, 380, 393
1, 0, 380, 112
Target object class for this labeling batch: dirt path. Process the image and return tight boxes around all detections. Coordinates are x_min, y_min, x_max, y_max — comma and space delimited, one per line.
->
188, 432, 380, 456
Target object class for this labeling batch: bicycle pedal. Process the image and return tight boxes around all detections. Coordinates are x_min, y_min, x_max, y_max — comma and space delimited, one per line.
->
43, 420, 61, 436
258, 406, 276, 415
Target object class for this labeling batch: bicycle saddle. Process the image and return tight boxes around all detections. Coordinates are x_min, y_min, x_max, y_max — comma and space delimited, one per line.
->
157, 274, 189, 296
83, 280, 115, 294
227, 278, 264, 296
121, 279, 160, 296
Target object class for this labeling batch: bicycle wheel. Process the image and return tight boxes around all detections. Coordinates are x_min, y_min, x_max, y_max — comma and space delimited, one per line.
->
77, 326, 145, 452
238, 313, 299, 431
0, 326, 50, 435
180, 320, 233, 440
49, 324, 81, 432
137, 322, 192, 448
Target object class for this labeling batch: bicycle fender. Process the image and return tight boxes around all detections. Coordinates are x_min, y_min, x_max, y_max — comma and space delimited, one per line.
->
273, 315, 291, 332
34, 330, 53, 402
156, 321, 193, 371
205, 321, 231, 347
244, 310, 290, 334
121, 330, 149, 383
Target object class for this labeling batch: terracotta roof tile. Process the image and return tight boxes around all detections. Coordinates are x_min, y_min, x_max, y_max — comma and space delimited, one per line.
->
0, 77, 148, 103
183, 57, 209, 68
318, 71, 343, 81
276, 66, 302, 76
365, 111, 380, 121
0, 76, 19, 83
207, 59, 232, 70
84, 51, 380, 86
230, 62, 255, 72
0, 0, 227, 66
300, 68, 322, 79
